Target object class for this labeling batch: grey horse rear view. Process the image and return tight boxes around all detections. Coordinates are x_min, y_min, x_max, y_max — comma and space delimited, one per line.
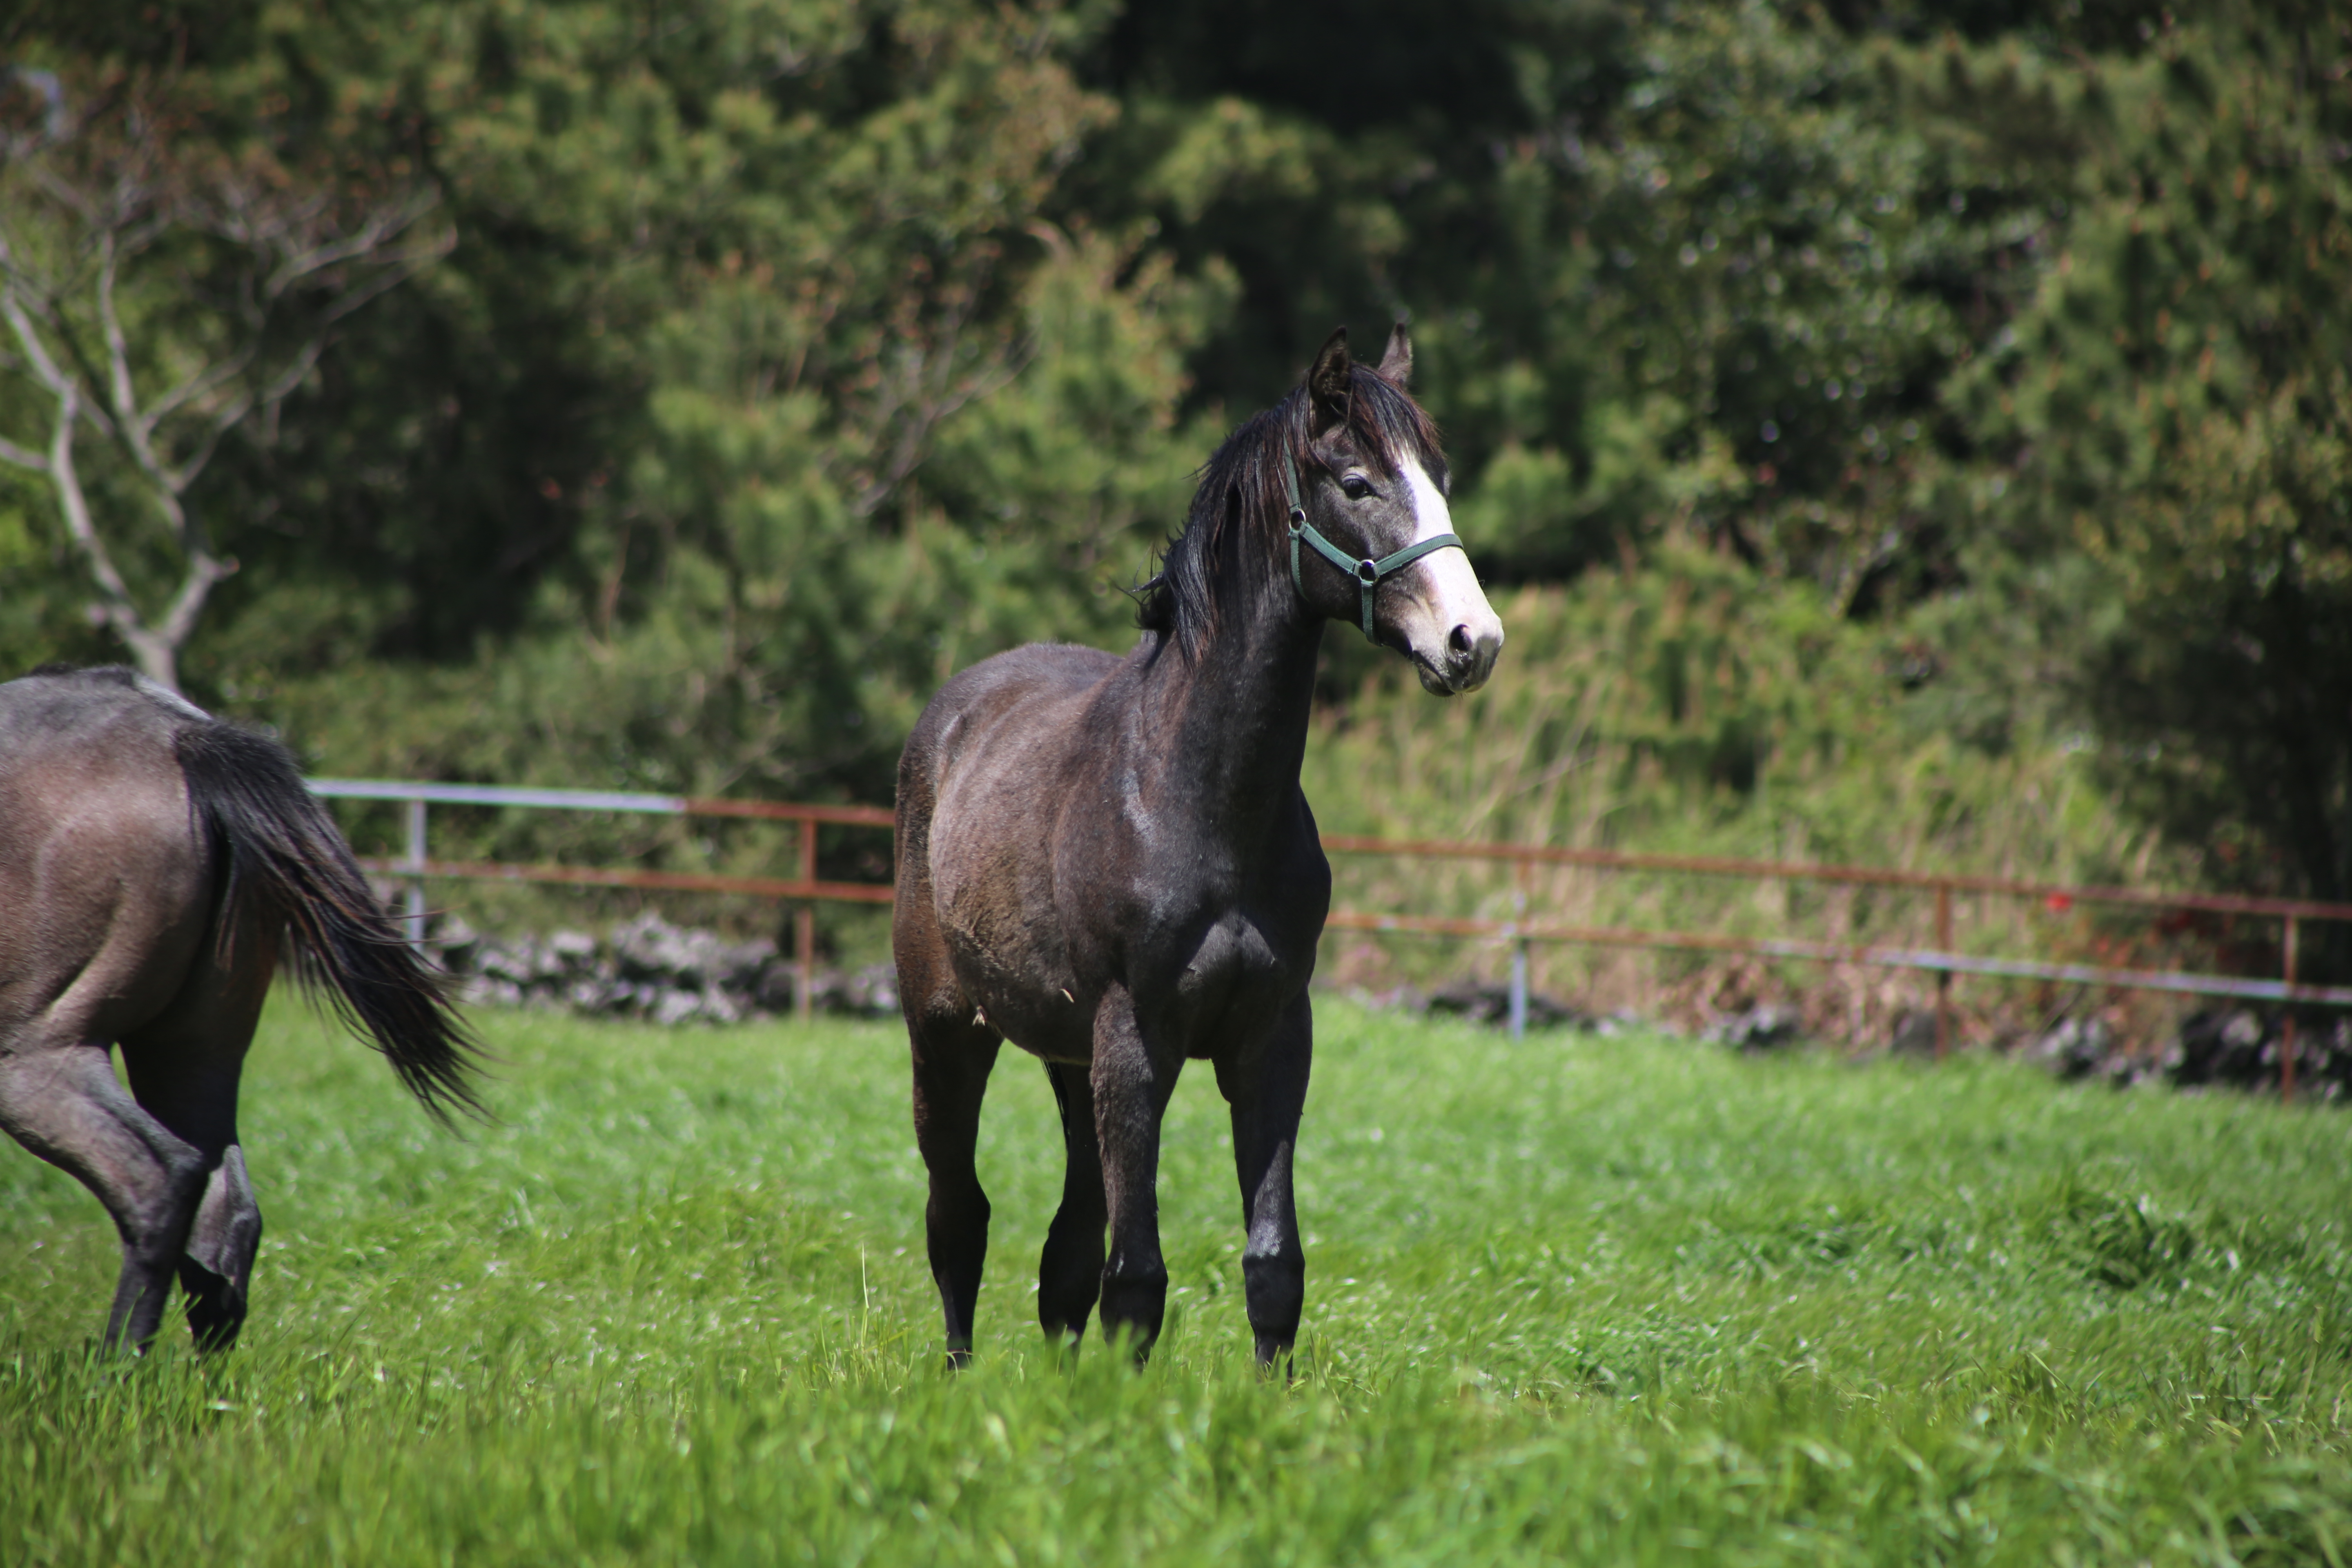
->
0, 665, 481, 1354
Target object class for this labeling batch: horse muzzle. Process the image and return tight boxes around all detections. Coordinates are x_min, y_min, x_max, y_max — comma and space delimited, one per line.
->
1388, 537, 1505, 695
1412, 610, 1505, 695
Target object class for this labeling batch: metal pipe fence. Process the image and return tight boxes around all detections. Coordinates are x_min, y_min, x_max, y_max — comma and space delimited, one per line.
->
1315, 833, 2352, 1098
311, 780, 2352, 1096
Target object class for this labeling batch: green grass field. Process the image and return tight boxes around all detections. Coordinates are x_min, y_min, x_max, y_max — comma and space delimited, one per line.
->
4, 1000, 2350, 1565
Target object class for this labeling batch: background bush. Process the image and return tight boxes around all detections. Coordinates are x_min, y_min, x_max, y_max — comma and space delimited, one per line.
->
3, 0, 2344, 991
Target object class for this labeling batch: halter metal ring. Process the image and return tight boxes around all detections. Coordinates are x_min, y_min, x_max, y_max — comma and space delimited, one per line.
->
1283, 450, 1465, 641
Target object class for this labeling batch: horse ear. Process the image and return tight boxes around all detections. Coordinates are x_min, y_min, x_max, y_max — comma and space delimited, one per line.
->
1376, 321, 1412, 387
1308, 327, 1351, 435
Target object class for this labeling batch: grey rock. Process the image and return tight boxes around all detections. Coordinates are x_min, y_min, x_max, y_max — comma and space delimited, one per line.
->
459, 975, 525, 1010
612, 915, 728, 988
1706, 1004, 1803, 1052
649, 987, 708, 1027
2171, 1007, 2279, 1090
1889, 1009, 1942, 1058
2027, 1016, 2115, 1081
547, 930, 600, 973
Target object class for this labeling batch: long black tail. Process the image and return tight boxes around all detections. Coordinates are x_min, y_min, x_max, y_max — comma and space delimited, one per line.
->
174, 721, 487, 1125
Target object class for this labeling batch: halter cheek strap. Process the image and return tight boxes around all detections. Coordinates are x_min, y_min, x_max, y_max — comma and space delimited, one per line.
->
1284, 452, 1465, 641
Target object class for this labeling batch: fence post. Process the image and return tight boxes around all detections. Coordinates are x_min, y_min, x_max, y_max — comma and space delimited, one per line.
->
796, 814, 817, 1025
2282, 913, 2299, 1105
403, 796, 429, 950
1934, 882, 1953, 1063
1507, 872, 1529, 1042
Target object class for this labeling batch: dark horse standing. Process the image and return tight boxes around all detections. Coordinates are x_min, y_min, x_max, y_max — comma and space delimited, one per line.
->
894, 325, 1503, 1367
0, 665, 479, 1353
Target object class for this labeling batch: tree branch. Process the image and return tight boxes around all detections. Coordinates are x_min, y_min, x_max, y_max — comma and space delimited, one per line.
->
0, 89, 447, 689
140, 341, 258, 430
845, 266, 1032, 518
97, 230, 175, 490
39, 381, 152, 659
0, 248, 80, 399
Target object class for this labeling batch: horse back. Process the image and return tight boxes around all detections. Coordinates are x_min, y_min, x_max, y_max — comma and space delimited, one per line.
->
898, 641, 1123, 845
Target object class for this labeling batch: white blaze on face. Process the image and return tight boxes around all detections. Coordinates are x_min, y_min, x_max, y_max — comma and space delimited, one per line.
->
1399, 456, 1497, 637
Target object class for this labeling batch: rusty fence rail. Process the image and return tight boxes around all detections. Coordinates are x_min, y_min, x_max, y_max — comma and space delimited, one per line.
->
1319, 834, 2352, 1097
312, 779, 892, 1021
311, 780, 2352, 1093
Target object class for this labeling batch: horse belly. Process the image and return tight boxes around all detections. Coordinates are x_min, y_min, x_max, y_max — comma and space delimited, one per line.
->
926, 806, 1091, 1058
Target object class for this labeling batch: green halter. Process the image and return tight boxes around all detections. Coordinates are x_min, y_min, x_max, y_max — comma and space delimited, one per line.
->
1284, 452, 1465, 640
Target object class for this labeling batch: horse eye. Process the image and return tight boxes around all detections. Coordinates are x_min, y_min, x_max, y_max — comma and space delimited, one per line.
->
1340, 474, 1373, 500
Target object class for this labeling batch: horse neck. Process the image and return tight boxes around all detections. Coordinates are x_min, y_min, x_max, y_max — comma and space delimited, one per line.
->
1137, 557, 1323, 844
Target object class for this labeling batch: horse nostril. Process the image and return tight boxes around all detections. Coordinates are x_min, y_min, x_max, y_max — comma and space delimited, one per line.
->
1448, 624, 1473, 655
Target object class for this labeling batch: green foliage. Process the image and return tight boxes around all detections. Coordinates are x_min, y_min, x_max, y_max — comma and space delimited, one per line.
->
1312, 548, 1900, 847
11, 1, 1153, 802
1301, 555, 2178, 1015
2078, 376, 2352, 919
7, 1001, 2352, 1562
1947, 4, 2352, 920
256, 214, 1211, 808
4, 0, 2346, 921
0, 478, 107, 675
1083, 0, 2020, 599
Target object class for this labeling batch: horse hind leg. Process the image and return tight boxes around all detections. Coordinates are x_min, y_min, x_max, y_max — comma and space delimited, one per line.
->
910, 1016, 1001, 1366
0, 1043, 209, 1354
118, 933, 273, 1353
175, 1147, 261, 1350
1038, 1060, 1106, 1349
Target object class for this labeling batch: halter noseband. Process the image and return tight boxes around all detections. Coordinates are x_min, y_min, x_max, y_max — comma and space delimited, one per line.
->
1284, 451, 1466, 641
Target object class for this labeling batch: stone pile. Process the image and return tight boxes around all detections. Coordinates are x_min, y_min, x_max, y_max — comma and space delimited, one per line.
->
423, 917, 2349, 1103
2023, 1007, 2352, 1099
1350, 982, 1652, 1036
1425, 981, 1589, 1031
435, 915, 900, 1025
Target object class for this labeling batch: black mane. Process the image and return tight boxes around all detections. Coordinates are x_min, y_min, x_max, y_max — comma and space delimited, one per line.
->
1137, 363, 1443, 657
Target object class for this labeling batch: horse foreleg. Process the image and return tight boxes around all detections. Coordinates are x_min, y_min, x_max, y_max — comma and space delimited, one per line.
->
911, 1022, 1000, 1366
1215, 995, 1312, 1370
0, 1044, 208, 1354
1092, 987, 1178, 1362
1038, 1060, 1106, 1348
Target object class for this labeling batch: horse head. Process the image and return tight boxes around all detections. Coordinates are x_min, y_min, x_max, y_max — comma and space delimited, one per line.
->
1291, 324, 1505, 695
